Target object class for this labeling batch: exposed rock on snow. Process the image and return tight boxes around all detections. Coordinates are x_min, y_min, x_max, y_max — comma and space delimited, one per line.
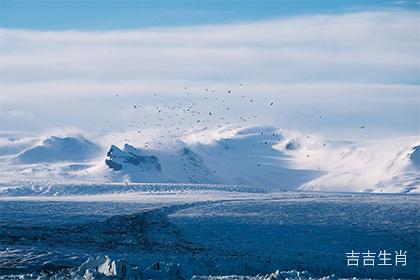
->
105, 144, 161, 172
284, 139, 301, 151
15, 136, 101, 164
409, 145, 420, 166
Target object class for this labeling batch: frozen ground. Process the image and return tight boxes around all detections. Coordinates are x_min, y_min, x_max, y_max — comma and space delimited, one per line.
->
0, 185, 418, 279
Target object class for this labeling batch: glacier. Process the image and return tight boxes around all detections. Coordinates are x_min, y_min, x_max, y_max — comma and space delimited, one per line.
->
0, 190, 418, 279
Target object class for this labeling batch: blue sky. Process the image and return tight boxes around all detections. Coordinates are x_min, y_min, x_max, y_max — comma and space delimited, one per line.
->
1, 0, 419, 30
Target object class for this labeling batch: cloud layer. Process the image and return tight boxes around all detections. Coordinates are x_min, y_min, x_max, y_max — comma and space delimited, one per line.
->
0, 10, 419, 138
1, 11, 419, 92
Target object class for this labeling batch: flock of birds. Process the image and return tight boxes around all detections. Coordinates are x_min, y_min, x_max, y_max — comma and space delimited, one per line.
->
104, 85, 275, 147
103, 84, 367, 150
93, 84, 368, 178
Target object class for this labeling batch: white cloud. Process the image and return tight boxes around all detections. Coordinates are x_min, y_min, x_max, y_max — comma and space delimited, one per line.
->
0, 11, 419, 138
1, 11, 419, 91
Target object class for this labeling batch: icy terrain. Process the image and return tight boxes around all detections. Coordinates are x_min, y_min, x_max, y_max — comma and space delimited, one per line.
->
0, 188, 419, 279
15, 136, 102, 164
0, 125, 418, 193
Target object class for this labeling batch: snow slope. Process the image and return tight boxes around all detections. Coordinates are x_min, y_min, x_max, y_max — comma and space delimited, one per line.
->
0, 125, 418, 193
0, 137, 37, 157
101, 126, 320, 189
15, 136, 102, 164
103, 143, 218, 184
291, 137, 420, 193
101, 125, 418, 193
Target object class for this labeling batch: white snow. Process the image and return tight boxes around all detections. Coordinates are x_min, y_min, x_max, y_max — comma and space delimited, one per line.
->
15, 136, 102, 164
0, 125, 418, 193
290, 136, 420, 193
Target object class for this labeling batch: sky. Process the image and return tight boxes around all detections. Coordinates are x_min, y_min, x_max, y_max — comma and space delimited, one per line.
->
2, 0, 419, 30
0, 0, 419, 141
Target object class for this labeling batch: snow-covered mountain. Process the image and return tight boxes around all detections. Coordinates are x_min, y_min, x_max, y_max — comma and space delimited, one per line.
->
102, 126, 320, 189
370, 144, 419, 193
100, 126, 419, 193
0, 125, 418, 193
102, 142, 224, 184
104, 144, 167, 183
15, 136, 102, 164
295, 137, 420, 193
